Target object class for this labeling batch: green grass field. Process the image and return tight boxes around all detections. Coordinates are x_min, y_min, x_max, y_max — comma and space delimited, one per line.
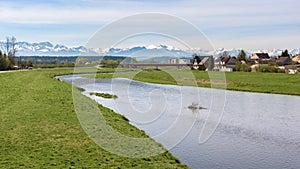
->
3, 67, 297, 168
224, 72, 300, 95
93, 68, 300, 96
0, 68, 188, 168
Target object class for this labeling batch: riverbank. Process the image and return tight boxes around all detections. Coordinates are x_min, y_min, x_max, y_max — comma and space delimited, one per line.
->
0, 68, 188, 168
63, 71, 300, 168
92, 68, 300, 96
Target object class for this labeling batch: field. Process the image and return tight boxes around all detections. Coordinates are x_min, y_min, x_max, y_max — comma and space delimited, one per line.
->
0, 68, 188, 168
2, 67, 299, 168
93, 67, 300, 96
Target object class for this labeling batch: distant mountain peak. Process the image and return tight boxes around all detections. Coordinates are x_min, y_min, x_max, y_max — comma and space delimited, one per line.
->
0, 41, 299, 57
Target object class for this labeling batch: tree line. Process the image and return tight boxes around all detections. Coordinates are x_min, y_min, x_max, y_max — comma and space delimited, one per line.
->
0, 36, 32, 71
0, 36, 17, 70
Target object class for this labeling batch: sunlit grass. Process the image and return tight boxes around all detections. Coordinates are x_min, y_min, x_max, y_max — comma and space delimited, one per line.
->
0, 68, 188, 168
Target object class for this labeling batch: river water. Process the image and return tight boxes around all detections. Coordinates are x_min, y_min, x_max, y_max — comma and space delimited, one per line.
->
58, 74, 300, 169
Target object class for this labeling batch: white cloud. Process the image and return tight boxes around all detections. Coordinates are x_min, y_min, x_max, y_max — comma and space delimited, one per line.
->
0, 0, 299, 49
0, 6, 121, 24
0, 0, 298, 25
210, 34, 300, 50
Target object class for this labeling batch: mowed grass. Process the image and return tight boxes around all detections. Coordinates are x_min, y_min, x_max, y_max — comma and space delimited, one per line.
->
225, 72, 300, 95
94, 68, 300, 96
0, 68, 188, 168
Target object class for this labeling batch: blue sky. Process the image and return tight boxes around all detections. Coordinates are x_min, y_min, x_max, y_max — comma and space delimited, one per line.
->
0, 0, 299, 50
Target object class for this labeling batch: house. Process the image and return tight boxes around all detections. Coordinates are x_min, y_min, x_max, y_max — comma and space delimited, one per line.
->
199, 57, 210, 65
292, 54, 300, 64
214, 56, 229, 69
214, 56, 235, 71
191, 55, 213, 70
250, 53, 271, 64
276, 56, 291, 66
251, 53, 270, 60
192, 56, 207, 70
226, 57, 237, 69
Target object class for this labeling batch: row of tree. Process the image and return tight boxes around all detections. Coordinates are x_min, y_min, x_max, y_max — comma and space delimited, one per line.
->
0, 36, 33, 70
0, 36, 17, 70
0, 50, 12, 70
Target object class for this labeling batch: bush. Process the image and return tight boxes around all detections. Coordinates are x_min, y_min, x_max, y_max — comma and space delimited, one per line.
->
234, 62, 251, 72
277, 68, 286, 73
240, 64, 251, 72
90, 92, 118, 99
257, 65, 284, 73
0, 52, 11, 71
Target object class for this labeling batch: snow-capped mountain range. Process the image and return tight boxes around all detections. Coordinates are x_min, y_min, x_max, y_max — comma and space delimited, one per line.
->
0, 41, 99, 56
0, 41, 299, 57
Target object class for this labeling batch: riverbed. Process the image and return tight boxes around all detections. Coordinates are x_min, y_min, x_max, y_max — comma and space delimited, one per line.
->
58, 74, 300, 169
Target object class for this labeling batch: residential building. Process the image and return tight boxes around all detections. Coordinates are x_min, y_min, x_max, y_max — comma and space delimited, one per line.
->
226, 57, 237, 69
214, 56, 235, 71
276, 56, 291, 66
191, 55, 213, 70
292, 54, 300, 64
250, 53, 271, 64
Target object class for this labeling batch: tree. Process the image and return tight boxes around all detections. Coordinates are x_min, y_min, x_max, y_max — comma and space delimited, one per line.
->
106, 60, 119, 68
5, 36, 17, 66
6, 37, 10, 56
234, 62, 241, 71
281, 49, 289, 57
6, 36, 17, 56
237, 50, 247, 62
76, 57, 88, 65
0, 50, 11, 71
234, 61, 250, 72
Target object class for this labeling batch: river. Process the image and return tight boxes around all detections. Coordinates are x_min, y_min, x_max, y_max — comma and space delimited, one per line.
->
58, 74, 300, 169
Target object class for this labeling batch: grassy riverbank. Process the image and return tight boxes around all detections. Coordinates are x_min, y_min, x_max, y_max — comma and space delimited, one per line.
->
0, 68, 188, 168
93, 68, 300, 96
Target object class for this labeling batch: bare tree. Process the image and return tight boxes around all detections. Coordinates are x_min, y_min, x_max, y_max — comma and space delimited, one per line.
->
5, 36, 17, 66
11, 36, 17, 57
6, 37, 10, 56
6, 36, 17, 57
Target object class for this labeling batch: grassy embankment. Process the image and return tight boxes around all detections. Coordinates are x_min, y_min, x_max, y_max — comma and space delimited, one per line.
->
0, 68, 188, 168
93, 67, 300, 96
